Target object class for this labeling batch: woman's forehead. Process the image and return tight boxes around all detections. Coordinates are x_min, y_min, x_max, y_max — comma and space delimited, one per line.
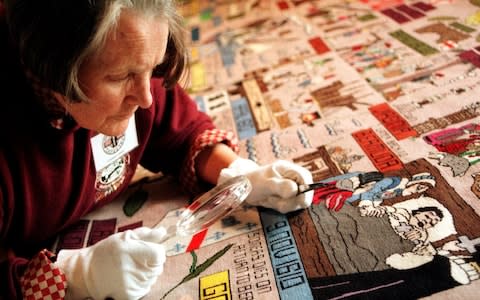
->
92, 12, 169, 67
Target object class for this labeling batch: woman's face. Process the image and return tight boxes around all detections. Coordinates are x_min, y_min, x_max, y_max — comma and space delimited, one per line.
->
62, 10, 169, 136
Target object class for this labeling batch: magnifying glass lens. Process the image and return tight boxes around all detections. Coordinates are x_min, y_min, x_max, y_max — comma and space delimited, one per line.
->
176, 176, 252, 236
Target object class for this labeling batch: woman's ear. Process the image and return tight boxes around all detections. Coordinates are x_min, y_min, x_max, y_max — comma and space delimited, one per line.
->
51, 90, 70, 110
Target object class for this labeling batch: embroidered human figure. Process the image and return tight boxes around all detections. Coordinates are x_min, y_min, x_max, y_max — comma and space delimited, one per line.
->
359, 203, 443, 255
312, 171, 435, 211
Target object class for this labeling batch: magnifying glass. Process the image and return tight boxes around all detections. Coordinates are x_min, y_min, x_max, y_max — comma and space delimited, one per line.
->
157, 175, 252, 243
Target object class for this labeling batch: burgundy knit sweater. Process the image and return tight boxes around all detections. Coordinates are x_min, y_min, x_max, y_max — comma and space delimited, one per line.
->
0, 18, 215, 298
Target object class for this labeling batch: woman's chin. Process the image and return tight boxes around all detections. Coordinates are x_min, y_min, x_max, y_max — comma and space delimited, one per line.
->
98, 120, 131, 137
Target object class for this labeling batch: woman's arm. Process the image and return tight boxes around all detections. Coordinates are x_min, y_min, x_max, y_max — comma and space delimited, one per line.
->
194, 143, 239, 185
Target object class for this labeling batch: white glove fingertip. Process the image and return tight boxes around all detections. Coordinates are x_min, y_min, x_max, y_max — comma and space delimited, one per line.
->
137, 243, 166, 268
146, 227, 168, 243
273, 160, 312, 183
302, 190, 314, 207
263, 197, 301, 214
128, 227, 168, 244
127, 227, 152, 240
271, 178, 298, 198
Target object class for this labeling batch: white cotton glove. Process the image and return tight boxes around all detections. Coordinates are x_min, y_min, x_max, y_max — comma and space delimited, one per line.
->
55, 227, 167, 300
218, 158, 314, 213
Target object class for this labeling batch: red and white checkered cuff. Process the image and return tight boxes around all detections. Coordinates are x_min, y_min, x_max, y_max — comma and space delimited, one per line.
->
181, 129, 239, 194
20, 249, 67, 300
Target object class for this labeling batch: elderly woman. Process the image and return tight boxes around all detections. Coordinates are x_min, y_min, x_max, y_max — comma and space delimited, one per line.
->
0, 0, 313, 299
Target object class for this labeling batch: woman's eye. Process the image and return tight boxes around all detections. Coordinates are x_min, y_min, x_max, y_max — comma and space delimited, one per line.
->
110, 73, 133, 81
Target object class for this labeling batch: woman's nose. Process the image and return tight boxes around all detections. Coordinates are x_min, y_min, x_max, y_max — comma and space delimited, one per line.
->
132, 75, 153, 108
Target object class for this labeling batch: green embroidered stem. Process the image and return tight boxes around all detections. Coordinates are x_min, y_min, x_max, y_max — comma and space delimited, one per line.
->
159, 243, 234, 300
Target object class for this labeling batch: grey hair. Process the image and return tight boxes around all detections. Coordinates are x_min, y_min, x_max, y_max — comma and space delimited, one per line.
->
71, 0, 186, 102
5, 0, 187, 103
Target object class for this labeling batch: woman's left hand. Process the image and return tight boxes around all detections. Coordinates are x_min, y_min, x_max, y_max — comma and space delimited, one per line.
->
218, 158, 314, 213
